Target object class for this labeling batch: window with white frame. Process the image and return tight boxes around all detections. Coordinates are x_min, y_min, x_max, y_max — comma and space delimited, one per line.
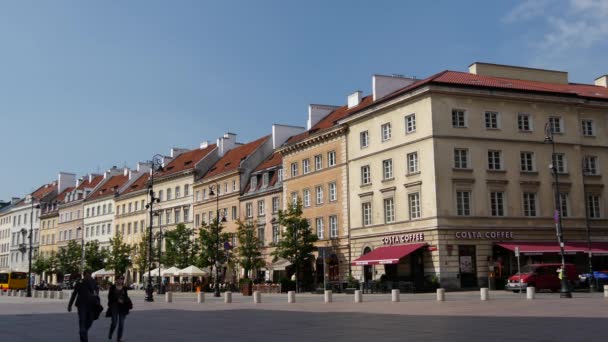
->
558, 193, 569, 217
277, 169, 283, 182
360, 130, 369, 148
128, 203, 132, 213
258, 225, 265, 246
272, 224, 280, 243
523, 192, 537, 217
552, 153, 567, 173
381, 123, 392, 141
195, 214, 200, 228
581, 119, 594, 136
184, 207, 189, 222
195, 191, 200, 202
362, 202, 372, 226
175, 209, 180, 223
291, 162, 298, 177
250, 175, 258, 190
175, 186, 181, 198
490, 191, 505, 216
382, 159, 393, 180
302, 159, 310, 174
484, 111, 499, 129
246, 203, 253, 218
184, 184, 190, 196
361, 165, 371, 185
272, 197, 279, 213
262, 173, 269, 187
583, 156, 598, 175
303, 189, 311, 207
233, 180, 237, 191
586, 194, 601, 218
328, 151, 336, 167
549, 116, 563, 133
405, 114, 416, 133
384, 198, 395, 223
328, 182, 337, 202
520, 152, 535, 172
456, 191, 471, 216
452, 109, 466, 127
314, 155, 323, 171
518, 113, 532, 131
329, 216, 338, 238
487, 150, 502, 170
407, 152, 418, 174
408, 193, 421, 219
316, 217, 324, 239
166, 188, 172, 200
257, 200, 265, 216
315, 186, 324, 205
291, 192, 298, 206
454, 148, 469, 169
232, 206, 237, 220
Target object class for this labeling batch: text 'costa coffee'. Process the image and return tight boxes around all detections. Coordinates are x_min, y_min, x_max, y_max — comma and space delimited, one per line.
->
382, 233, 425, 245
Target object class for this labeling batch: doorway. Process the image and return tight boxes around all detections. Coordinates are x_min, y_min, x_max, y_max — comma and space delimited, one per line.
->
363, 247, 373, 283
459, 245, 478, 288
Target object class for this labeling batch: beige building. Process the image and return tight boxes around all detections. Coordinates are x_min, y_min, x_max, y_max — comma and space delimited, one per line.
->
342, 63, 608, 289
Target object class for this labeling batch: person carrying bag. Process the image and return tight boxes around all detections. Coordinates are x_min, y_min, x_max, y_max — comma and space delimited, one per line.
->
107, 275, 132, 342
68, 270, 102, 342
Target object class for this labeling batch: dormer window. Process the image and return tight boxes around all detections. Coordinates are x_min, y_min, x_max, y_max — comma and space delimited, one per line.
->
262, 173, 269, 187
251, 176, 258, 190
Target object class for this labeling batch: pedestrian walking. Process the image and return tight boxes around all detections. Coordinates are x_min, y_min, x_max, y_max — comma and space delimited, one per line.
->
107, 275, 132, 342
68, 270, 103, 342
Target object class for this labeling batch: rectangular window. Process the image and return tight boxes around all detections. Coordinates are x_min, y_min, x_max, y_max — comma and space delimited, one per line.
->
258, 225, 265, 246
523, 192, 537, 217
315, 186, 324, 205
103, 204, 107, 214
408, 193, 421, 219
583, 156, 598, 175
183, 207, 189, 222
487, 150, 502, 170
452, 109, 466, 127
384, 198, 395, 223
454, 148, 469, 169
315, 218, 324, 239
520, 152, 535, 172
232, 206, 237, 220
272, 224, 280, 244
246, 203, 253, 218
166, 212, 170, 224
587, 194, 601, 218
581, 119, 594, 136
558, 193, 569, 217
167, 188, 172, 200
272, 197, 279, 213
291, 192, 298, 206
328, 182, 337, 202
291, 162, 298, 177
456, 191, 471, 216
382, 159, 393, 180
549, 116, 563, 133
314, 155, 323, 170
490, 192, 505, 217
303, 189, 311, 207
484, 111, 499, 129
127, 223, 131, 235
329, 216, 338, 238
518, 113, 532, 131
184, 184, 190, 196
405, 114, 416, 133
257, 200, 265, 216
407, 152, 418, 174
552, 153, 566, 173
233, 180, 237, 191
195, 191, 200, 202
128, 203, 132, 213
277, 169, 283, 182
175, 209, 180, 223
175, 186, 180, 198
328, 151, 336, 167
195, 214, 200, 228
381, 123, 392, 141
262, 173, 269, 187
362, 202, 372, 226
360, 130, 369, 148
361, 165, 371, 185
302, 159, 310, 174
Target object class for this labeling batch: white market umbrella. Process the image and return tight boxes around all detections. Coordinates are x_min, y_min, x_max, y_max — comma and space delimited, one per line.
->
177, 265, 209, 277
92, 268, 114, 277
144, 267, 164, 277
162, 267, 180, 277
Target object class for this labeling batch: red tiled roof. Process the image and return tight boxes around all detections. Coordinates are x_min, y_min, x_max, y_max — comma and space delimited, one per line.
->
204, 135, 270, 179
121, 173, 150, 196
31, 182, 58, 200
77, 175, 104, 191
156, 144, 217, 177
57, 187, 74, 202
87, 174, 129, 201
254, 151, 282, 172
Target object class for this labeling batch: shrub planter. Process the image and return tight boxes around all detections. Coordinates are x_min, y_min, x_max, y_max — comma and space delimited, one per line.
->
241, 282, 253, 296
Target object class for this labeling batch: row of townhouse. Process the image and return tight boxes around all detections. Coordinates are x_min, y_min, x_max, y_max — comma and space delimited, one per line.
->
2, 61, 608, 289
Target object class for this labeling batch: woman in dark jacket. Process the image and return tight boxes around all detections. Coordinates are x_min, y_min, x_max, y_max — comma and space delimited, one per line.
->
107, 275, 131, 341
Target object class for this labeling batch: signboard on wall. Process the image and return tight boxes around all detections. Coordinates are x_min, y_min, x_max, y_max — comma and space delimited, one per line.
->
455, 231, 514, 240
382, 233, 425, 245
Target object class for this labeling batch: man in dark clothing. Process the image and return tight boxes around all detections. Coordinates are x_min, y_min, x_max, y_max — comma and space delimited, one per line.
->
68, 270, 100, 342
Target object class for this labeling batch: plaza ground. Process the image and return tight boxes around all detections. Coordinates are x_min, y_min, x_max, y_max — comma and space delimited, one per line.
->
1, 290, 607, 341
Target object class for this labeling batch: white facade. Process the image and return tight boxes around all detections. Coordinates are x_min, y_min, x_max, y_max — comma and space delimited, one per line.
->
0, 199, 19, 270
8, 198, 43, 275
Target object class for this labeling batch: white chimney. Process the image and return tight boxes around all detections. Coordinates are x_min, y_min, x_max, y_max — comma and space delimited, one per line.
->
123, 167, 129, 177
595, 75, 608, 88
307, 104, 339, 130
372, 74, 416, 101
272, 124, 306, 149
200, 140, 210, 149
217, 132, 237, 157
88, 174, 94, 183
57, 172, 76, 194
170, 148, 189, 158
347, 91, 362, 109
136, 162, 151, 174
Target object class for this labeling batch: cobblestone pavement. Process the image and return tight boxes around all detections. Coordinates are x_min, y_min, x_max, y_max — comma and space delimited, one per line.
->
1, 291, 607, 341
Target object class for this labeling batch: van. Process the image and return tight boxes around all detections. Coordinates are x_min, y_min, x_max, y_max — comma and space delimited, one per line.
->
505, 263, 578, 292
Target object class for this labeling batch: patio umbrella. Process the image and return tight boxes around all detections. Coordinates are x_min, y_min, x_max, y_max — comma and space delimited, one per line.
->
162, 267, 180, 277
177, 265, 209, 277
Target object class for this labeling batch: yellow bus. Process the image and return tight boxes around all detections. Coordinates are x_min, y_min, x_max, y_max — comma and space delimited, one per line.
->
0, 271, 28, 291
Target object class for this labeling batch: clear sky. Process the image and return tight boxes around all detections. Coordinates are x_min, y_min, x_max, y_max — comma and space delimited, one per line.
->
1, 0, 607, 199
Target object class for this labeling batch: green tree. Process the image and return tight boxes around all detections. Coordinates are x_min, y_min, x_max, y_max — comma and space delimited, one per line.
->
31, 253, 50, 276
57, 240, 82, 278
270, 201, 318, 291
84, 240, 107, 272
196, 218, 231, 269
106, 232, 132, 276
163, 223, 198, 269
133, 231, 157, 277
236, 220, 265, 279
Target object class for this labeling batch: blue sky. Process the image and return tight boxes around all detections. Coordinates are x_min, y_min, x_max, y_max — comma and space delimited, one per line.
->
1, 0, 607, 199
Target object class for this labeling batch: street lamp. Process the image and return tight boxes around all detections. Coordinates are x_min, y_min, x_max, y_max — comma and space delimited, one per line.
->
76, 227, 85, 279
27, 201, 41, 297
208, 184, 227, 298
145, 154, 164, 302
582, 160, 596, 292
153, 211, 164, 295
544, 122, 572, 298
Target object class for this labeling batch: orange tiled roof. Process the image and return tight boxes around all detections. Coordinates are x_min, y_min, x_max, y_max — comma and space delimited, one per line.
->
156, 144, 217, 178
254, 151, 282, 172
204, 135, 270, 179
121, 173, 150, 196
56, 187, 74, 202
87, 174, 129, 201
76, 175, 104, 191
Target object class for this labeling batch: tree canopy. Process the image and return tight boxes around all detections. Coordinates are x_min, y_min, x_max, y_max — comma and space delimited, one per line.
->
106, 232, 131, 276
236, 220, 265, 279
163, 223, 198, 269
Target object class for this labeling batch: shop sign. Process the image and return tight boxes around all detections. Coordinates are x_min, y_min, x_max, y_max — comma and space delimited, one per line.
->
455, 231, 514, 240
382, 233, 425, 245
427, 245, 438, 251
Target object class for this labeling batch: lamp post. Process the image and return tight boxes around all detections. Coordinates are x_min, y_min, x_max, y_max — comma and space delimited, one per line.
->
153, 212, 164, 295
582, 161, 596, 292
76, 227, 85, 279
544, 122, 572, 298
27, 201, 41, 297
145, 154, 164, 302
208, 183, 226, 297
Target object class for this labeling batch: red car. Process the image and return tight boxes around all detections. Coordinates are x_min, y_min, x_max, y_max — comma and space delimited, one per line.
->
505, 263, 578, 292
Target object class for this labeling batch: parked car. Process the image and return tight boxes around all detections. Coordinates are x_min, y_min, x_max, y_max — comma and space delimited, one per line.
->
578, 271, 608, 288
505, 263, 578, 292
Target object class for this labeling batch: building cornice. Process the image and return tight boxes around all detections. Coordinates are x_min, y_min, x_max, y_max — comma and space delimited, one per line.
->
278, 126, 346, 155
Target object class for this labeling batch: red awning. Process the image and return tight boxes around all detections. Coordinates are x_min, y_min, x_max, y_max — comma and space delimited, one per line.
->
497, 242, 608, 255
352, 243, 426, 266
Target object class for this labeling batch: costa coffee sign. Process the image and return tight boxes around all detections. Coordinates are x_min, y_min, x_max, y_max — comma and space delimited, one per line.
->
455, 231, 514, 240
382, 233, 425, 245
